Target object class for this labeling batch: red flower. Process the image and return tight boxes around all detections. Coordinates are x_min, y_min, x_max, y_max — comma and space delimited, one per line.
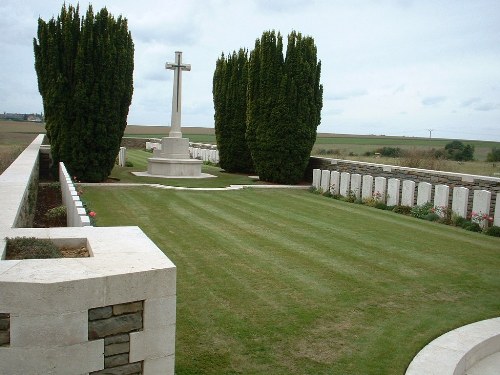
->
89, 211, 96, 217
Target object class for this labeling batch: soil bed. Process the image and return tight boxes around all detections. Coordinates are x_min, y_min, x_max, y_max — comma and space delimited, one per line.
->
33, 182, 66, 228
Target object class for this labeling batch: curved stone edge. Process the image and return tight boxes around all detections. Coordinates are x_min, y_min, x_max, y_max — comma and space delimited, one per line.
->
405, 317, 500, 375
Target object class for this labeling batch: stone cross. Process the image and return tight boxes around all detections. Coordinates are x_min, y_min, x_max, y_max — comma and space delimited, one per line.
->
165, 51, 191, 138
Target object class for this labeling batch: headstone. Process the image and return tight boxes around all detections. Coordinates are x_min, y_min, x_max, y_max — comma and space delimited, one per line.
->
417, 182, 432, 205
387, 178, 400, 206
330, 171, 340, 195
401, 180, 416, 207
340, 172, 351, 197
320, 170, 331, 193
361, 175, 373, 200
374, 177, 387, 202
118, 147, 126, 167
312, 169, 321, 190
451, 187, 469, 218
494, 193, 500, 227
433, 184, 450, 217
350, 174, 362, 199
472, 190, 492, 228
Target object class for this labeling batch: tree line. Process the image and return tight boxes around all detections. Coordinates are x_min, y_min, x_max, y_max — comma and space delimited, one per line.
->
213, 30, 323, 184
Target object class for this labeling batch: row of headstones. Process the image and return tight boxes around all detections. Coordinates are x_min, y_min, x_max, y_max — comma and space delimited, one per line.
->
189, 147, 219, 164
312, 169, 500, 227
59, 163, 91, 227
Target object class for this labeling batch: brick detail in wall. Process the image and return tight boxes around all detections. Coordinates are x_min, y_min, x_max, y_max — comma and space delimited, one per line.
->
0, 313, 9, 347
89, 301, 144, 375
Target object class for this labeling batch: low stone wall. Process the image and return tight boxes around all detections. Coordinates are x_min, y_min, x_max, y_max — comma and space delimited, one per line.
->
59, 162, 91, 227
307, 157, 500, 214
0, 136, 177, 375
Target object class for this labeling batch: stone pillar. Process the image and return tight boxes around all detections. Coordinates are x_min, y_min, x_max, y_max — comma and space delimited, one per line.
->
320, 170, 331, 193
374, 177, 387, 203
340, 172, 351, 197
387, 178, 400, 206
361, 175, 373, 200
417, 182, 432, 206
452, 187, 469, 218
330, 171, 340, 195
401, 180, 416, 207
350, 174, 362, 199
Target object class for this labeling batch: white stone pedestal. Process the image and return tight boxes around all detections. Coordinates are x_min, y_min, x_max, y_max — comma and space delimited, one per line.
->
146, 137, 202, 177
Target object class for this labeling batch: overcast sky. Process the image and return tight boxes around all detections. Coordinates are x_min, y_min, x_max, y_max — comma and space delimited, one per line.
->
1, 0, 499, 141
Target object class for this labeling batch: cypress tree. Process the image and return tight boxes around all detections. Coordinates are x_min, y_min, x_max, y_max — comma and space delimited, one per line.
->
34, 4, 134, 182
213, 49, 253, 173
246, 30, 323, 184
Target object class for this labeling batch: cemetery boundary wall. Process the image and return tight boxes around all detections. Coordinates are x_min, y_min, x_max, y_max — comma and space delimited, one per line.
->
307, 157, 500, 215
0, 135, 176, 375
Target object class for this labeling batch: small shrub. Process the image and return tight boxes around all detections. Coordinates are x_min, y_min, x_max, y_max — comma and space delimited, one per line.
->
375, 147, 402, 158
374, 202, 387, 210
424, 213, 440, 222
125, 160, 134, 167
451, 213, 467, 227
6, 237, 62, 259
485, 226, 500, 237
309, 186, 320, 194
322, 191, 333, 198
486, 148, 500, 162
45, 205, 67, 227
461, 221, 482, 232
411, 202, 434, 219
342, 191, 357, 203
392, 205, 412, 215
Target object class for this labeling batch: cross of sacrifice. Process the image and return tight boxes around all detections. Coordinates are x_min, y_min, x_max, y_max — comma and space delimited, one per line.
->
165, 51, 191, 138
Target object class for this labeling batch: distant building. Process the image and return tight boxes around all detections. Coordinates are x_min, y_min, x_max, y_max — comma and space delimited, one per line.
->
0, 112, 43, 122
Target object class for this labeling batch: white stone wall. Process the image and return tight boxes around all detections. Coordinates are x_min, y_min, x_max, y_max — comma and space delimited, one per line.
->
0, 136, 177, 375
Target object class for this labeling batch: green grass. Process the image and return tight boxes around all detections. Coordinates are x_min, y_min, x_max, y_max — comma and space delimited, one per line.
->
82, 187, 500, 375
110, 149, 259, 187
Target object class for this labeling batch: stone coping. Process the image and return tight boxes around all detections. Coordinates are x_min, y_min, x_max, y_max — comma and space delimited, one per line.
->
79, 182, 311, 191
313, 156, 500, 183
405, 317, 500, 375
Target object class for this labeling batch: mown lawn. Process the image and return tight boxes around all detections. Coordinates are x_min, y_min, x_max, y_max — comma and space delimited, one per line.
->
82, 187, 500, 375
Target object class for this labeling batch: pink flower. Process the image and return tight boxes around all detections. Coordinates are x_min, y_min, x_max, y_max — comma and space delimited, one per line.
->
89, 211, 96, 217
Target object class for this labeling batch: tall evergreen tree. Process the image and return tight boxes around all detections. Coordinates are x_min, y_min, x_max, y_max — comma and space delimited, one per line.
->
213, 49, 253, 173
247, 30, 323, 184
34, 4, 134, 182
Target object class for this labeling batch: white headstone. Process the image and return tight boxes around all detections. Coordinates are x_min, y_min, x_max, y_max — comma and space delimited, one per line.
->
374, 177, 387, 202
401, 180, 416, 207
472, 190, 492, 228
118, 147, 126, 167
361, 175, 373, 200
340, 172, 351, 197
417, 182, 432, 205
451, 187, 469, 218
312, 169, 321, 190
330, 171, 340, 195
494, 193, 500, 227
387, 178, 400, 206
433, 184, 450, 216
350, 174, 362, 199
320, 170, 331, 193
165, 51, 191, 138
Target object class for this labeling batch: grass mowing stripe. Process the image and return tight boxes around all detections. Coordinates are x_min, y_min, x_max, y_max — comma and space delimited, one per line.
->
82, 186, 500, 375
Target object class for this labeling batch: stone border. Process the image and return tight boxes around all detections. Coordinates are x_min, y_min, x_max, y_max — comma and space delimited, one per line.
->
0, 136, 176, 374
405, 317, 500, 375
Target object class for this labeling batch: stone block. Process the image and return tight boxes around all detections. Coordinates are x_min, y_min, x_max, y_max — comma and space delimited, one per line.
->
320, 170, 331, 193
495, 193, 500, 227
387, 178, 400, 206
89, 307, 113, 321
452, 187, 469, 218
88, 313, 143, 340
104, 334, 130, 345
0, 331, 9, 346
143, 297, 176, 329
361, 175, 373, 200
143, 355, 175, 375
129, 325, 176, 363
350, 174, 362, 199
105, 353, 129, 368
374, 177, 387, 202
417, 182, 432, 205
113, 301, 143, 316
433, 184, 450, 215
105, 342, 130, 356
340, 172, 351, 197
91, 362, 142, 375
401, 180, 416, 207
472, 190, 492, 228
312, 169, 321, 190
330, 171, 340, 195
